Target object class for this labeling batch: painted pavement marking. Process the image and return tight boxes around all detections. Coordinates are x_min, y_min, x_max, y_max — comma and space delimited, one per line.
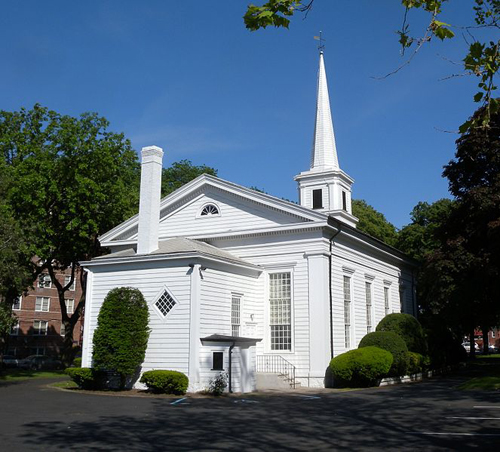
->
446, 416, 500, 420
170, 397, 188, 405
407, 432, 500, 437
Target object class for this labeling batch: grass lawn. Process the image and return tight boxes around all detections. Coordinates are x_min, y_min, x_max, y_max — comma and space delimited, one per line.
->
458, 355, 500, 390
51, 379, 78, 389
0, 368, 68, 382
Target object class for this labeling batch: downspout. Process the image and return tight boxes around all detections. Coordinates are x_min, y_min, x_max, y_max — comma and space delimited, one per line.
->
328, 219, 342, 359
228, 342, 235, 393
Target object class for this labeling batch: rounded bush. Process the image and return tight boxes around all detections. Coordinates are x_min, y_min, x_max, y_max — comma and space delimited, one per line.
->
66, 367, 101, 390
329, 346, 393, 388
92, 287, 150, 388
140, 370, 189, 395
376, 313, 427, 354
407, 352, 428, 375
72, 357, 82, 368
359, 331, 410, 377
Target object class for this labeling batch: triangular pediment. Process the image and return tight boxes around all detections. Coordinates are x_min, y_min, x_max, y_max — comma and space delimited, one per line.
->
100, 175, 327, 247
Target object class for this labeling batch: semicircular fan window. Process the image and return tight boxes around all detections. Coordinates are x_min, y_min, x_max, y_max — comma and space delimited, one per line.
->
200, 204, 219, 216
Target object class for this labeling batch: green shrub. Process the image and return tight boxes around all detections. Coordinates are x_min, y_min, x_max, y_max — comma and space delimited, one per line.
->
140, 370, 189, 395
407, 352, 429, 374
92, 287, 150, 389
359, 331, 410, 377
329, 347, 393, 388
66, 367, 99, 390
72, 358, 82, 368
376, 313, 427, 354
208, 372, 228, 396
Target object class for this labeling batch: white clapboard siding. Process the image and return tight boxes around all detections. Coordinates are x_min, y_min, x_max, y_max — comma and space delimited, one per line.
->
205, 232, 327, 378
85, 262, 191, 375
155, 188, 308, 239
330, 237, 414, 356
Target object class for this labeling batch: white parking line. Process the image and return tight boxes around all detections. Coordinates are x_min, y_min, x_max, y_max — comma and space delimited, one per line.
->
170, 397, 187, 405
407, 432, 500, 437
446, 417, 500, 420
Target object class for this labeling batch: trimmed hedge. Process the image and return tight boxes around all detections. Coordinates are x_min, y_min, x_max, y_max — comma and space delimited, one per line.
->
376, 313, 427, 354
406, 352, 430, 375
72, 358, 82, 368
92, 287, 150, 388
359, 331, 410, 377
329, 346, 393, 388
140, 370, 189, 395
66, 367, 104, 390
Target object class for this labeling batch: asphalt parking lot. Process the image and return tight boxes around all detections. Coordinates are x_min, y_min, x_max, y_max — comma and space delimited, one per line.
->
1, 371, 500, 451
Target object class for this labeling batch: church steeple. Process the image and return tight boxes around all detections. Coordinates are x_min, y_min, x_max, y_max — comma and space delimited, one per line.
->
311, 51, 339, 171
294, 48, 358, 228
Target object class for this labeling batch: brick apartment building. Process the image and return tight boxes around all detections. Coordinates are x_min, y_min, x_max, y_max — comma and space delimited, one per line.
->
6, 268, 83, 358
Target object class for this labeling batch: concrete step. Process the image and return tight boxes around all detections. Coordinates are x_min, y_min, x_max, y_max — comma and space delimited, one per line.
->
256, 372, 299, 390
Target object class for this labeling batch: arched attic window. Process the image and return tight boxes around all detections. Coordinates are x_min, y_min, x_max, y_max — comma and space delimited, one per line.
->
198, 203, 220, 217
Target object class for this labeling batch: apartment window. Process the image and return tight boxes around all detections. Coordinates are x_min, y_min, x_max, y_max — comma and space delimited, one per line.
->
312, 189, 323, 209
231, 295, 241, 337
30, 347, 45, 355
12, 296, 21, 310
10, 321, 19, 336
64, 276, 76, 291
384, 287, 390, 316
342, 191, 347, 211
35, 297, 50, 312
212, 352, 224, 371
365, 281, 373, 333
33, 320, 48, 336
343, 276, 352, 348
38, 274, 52, 289
60, 323, 65, 336
269, 272, 292, 351
65, 299, 75, 314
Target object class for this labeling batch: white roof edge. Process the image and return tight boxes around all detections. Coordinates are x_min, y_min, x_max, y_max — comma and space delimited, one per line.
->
100, 221, 330, 248
81, 252, 262, 274
100, 174, 328, 243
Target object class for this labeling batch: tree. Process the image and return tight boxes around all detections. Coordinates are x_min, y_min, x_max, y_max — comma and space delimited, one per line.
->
352, 199, 398, 246
396, 198, 455, 261
92, 287, 150, 389
418, 103, 500, 352
161, 160, 217, 197
442, 101, 500, 351
244, 0, 500, 131
1, 104, 140, 364
0, 302, 17, 353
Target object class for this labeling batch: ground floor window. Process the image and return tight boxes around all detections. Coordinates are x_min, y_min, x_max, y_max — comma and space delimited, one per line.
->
212, 352, 224, 370
343, 276, 352, 348
231, 294, 241, 337
33, 320, 48, 336
365, 281, 372, 333
269, 272, 292, 351
384, 286, 390, 316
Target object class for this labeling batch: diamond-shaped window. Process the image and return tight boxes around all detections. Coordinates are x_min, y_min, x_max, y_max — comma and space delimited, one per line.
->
155, 290, 177, 317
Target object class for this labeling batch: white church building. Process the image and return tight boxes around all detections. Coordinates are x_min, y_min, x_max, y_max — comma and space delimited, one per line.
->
81, 51, 418, 392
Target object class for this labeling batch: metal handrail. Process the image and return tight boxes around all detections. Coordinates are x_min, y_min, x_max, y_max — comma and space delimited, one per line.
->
256, 354, 296, 388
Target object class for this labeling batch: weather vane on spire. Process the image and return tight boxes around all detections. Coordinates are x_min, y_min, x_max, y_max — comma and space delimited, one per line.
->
314, 31, 325, 53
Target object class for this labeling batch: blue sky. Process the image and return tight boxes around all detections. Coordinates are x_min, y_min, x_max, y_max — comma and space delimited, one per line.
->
0, 1, 495, 228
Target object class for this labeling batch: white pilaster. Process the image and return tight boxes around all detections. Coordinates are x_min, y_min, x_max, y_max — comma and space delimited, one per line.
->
188, 264, 201, 387
306, 251, 331, 383
81, 269, 94, 367
137, 145, 163, 255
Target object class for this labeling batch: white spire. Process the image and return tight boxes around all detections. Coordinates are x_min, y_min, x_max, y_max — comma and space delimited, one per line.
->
310, 51, 339, 171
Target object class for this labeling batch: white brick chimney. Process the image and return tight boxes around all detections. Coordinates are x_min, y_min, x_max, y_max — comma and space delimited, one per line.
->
137, 145, 163, 254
